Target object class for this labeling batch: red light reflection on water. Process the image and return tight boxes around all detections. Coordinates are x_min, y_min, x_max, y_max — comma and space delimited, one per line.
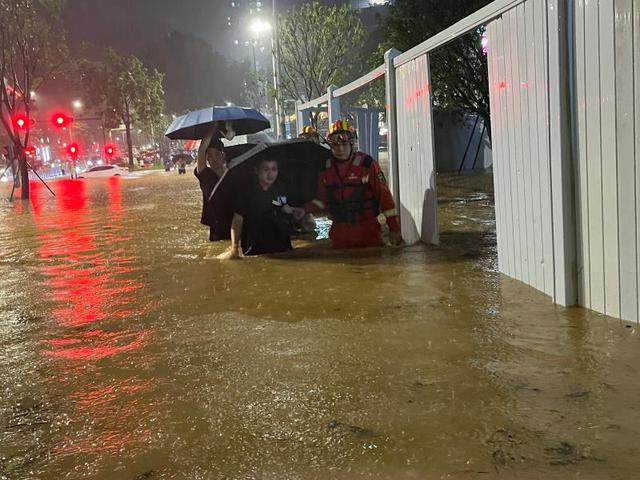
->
31, 177, 153, 355
28, 180, 46, 216
30, 177, 157, 456
53, 428, 154, 456
45, 329, 149, 360
72, 379, 153, 410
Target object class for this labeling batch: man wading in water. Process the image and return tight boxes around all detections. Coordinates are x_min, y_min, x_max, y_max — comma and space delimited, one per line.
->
218, 158, 303, 259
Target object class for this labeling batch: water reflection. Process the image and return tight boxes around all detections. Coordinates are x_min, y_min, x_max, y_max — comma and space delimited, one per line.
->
1, 172, 639, 479
28, 177, 155, 460
33, 179, 151, 333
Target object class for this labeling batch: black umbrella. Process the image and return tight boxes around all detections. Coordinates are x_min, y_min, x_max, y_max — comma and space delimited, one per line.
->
165, 106, 270, 140
210, 139, 330, 208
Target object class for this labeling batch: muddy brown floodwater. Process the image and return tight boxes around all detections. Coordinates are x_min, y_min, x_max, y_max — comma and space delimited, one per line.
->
1, 170, 639, 480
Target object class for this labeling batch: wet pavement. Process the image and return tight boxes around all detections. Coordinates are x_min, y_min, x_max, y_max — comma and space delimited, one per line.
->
1, 170, 639, 480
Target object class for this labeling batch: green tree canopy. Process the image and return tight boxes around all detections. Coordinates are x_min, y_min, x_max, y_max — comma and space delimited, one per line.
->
277, 2, 365, 104
143, 31, 250, 113
0, 0, 69, 198
80, 48, 164, 165
377, 0, 493, 136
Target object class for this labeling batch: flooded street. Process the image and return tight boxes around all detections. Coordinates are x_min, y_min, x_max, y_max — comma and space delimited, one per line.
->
1, 171, 639, 480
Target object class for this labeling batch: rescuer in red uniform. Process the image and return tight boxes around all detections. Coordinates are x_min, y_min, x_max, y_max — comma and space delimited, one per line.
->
296, 119, 403, 248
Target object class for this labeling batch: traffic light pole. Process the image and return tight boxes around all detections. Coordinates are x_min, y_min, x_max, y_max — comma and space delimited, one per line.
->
4, 143, 55, 201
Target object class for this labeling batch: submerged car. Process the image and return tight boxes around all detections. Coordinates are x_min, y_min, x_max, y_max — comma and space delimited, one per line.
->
78, 165, 129, 178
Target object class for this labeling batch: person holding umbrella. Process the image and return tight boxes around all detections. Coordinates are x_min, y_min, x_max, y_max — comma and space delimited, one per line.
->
295, 119, 403, 249
165, 105, 273, 242
194, 130, 232, 241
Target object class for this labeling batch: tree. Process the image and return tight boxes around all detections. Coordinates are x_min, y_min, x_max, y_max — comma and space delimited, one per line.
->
80, 48, 164, 166
143, 31, 250, 113
242, 70, 272, 112
0, 0, 69, 199
138, 112, 172, 161
377, 0, 493, 137
277, 2, 365, 110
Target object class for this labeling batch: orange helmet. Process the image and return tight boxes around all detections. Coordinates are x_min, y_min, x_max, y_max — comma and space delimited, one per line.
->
299, 125, 321, 143
327, 119, 357, 145
300, 125, 317, 135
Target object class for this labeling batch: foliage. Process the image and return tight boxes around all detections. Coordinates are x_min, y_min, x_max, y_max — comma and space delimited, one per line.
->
371, 0, 492, 136
138, 112, 172, 155
0, 0, 69, 198
143, 31, 250, 113
242, 70, 272, 112
80, 48, 164, 165
278, 2, 365, 104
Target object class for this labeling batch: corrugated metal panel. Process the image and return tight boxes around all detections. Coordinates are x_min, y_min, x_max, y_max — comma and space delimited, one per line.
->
487, 21, 509, 275
615, 0, 638, 321
630, 0, 640, 321
395, 54, 438, 245
536, 0, 554, 299
507, 8, 525, 283
635, 0, 640, 323
486, 0, 557, 298
600, 0, 620, 318
573, 0, 639, 322
584, 0, 606, 312
524, 0, 544, 292
574, 0, 591, 308
547, 0, 578, 306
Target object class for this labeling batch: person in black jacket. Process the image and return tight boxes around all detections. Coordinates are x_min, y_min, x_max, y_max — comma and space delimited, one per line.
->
194, 130, 233, 241
218, 158, 304, 259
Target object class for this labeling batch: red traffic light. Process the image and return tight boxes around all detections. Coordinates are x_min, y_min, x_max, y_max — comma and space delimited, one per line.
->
67, 142, 79, 157
51, 112, 73, 129
104, 145, 116, 157
12, 113, 30, 131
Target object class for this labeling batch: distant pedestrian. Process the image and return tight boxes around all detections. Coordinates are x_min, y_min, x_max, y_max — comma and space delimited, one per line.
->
178, 157, 187, 174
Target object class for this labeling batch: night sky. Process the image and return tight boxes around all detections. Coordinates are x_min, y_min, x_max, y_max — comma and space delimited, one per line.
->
63, 0, 333, 60
52, 0, 381, 114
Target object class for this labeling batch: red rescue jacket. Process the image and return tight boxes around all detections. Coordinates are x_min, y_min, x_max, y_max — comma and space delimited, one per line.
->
306, 151, 400, 231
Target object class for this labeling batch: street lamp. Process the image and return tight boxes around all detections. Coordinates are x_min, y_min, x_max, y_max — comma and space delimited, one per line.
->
248, 19, 271, 74
246, 19, 271, 113
248, 10, 285, 139
271, 0, 285, 139
249, 18, 271, 37
72, 99, 83, 110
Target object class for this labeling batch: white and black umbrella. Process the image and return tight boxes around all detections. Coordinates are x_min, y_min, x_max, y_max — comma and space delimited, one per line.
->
165, 106, 270, 140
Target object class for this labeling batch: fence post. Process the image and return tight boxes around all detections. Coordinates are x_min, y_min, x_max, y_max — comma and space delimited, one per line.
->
295, 100, 312, 134
328, 84, 341, 124
384, 48, 402, 201
548, 0, 578, 306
